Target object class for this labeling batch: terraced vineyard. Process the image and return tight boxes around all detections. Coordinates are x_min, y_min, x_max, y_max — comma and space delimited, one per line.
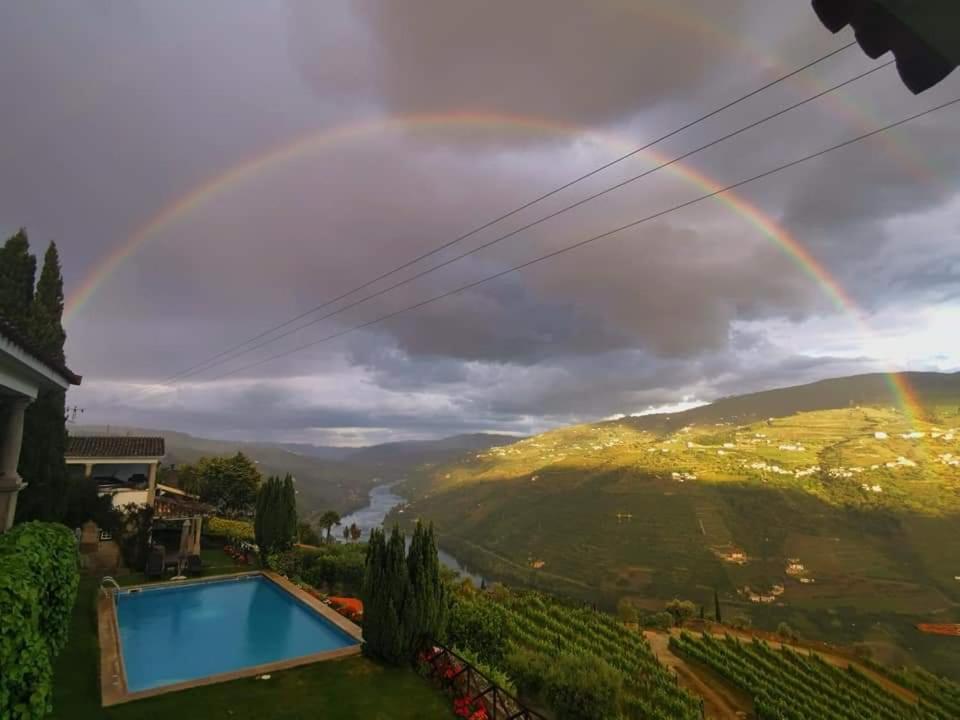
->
864, 662, 960, 720
497, 592, 702, 719
670, 632, 942, 719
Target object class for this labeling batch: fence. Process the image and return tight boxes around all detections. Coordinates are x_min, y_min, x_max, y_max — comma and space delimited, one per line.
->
422, 644, 548, 720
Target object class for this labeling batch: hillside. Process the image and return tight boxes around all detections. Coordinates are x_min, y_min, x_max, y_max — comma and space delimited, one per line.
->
393, 372, 960, 678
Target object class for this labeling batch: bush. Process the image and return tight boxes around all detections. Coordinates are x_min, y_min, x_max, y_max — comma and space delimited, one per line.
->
503, 647, 552, 696
665, 598, 697, 627
641, 611, 674, 631
730, 614, 752, 630
267, 549, 303, 579
0, 522, 79, 719
777, 621, 798, 642
543, 653, 623, 720
454, 646, 517, 695
117, 505, 153, 571
446, 595, 509, 667
205, 516, 255, 542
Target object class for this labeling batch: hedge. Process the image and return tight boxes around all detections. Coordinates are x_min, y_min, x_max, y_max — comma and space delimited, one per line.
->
205, 516, 255, 542
0, 522, 79, 719
267, 543, 366, 594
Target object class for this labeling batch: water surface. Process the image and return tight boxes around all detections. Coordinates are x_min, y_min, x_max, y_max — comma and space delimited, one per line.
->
117, 576, 357, 691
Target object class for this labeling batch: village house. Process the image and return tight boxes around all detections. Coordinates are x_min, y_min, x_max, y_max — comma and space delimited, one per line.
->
65, 435, 165, 509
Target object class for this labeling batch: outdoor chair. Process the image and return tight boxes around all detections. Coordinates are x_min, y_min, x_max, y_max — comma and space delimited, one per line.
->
146, 545, 165, 579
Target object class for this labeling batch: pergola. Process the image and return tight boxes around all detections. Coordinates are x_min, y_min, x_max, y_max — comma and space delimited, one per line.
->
0, 316, 82, 532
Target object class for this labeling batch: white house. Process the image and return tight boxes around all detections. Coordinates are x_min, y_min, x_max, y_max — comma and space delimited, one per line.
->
0, 317, 82, 532
65, 436, 165, 509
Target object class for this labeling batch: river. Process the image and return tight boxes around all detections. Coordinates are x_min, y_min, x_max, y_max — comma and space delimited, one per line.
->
338, 482, 483, 586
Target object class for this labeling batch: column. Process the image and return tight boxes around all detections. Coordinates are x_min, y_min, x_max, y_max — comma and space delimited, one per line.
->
0, 397, 31, 533
147, 461, 157, 505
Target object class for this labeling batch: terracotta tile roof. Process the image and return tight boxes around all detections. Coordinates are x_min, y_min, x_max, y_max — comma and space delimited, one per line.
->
0, 315, 82, 385
66, 436, 165, 458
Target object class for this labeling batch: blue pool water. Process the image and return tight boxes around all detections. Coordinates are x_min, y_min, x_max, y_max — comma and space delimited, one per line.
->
116, 575, 358, 691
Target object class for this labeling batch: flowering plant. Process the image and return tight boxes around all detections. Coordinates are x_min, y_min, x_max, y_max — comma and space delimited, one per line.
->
453, 695, 488, 719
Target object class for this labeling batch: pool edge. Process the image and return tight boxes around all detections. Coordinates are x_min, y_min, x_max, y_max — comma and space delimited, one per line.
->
98, 570, 363, 707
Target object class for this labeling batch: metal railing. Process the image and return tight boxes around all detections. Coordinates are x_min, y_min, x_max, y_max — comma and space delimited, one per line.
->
100, 576, 120, 597
422, 644, 547, 720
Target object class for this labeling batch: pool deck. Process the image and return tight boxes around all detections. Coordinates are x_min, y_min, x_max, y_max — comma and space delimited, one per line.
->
97, 570, 363, 707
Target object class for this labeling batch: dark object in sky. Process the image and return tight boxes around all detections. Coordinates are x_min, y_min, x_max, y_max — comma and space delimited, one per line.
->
812, 0, 959, 93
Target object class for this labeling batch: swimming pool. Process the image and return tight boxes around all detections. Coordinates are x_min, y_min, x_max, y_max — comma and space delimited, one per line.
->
115, 574, 360, 692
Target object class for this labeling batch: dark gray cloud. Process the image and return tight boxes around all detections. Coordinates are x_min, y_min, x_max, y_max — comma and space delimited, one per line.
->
2, 1, 958, 444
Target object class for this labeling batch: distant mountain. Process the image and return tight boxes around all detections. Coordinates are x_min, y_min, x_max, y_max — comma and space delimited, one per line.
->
621, 371, 960, 433
346, 433, 521, 467
271, 443, 357, 461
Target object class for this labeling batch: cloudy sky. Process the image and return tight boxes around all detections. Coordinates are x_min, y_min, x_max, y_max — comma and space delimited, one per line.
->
2, 1, 958, 445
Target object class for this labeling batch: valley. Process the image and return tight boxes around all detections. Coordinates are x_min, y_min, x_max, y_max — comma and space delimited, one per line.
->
392, 373, 960, 677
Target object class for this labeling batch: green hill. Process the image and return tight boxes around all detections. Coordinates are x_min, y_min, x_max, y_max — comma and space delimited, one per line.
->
393, 372, 960, 678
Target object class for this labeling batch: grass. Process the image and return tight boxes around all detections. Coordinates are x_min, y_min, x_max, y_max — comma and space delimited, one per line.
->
51, 575, 452, 719
114, 547, 254, 586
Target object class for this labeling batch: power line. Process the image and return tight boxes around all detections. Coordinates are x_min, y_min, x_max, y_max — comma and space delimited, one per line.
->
155, 42, 858, 384
161, 50, 888, 387
193, 96, 959, 385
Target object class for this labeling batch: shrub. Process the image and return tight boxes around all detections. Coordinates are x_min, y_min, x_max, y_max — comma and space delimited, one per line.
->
0, 522, 79, 719
117, 505, 153, 571
447, 595, 509, 667
777, 621, 798, 642
665, 598, 697, 627
730, 614, 752, 630
616, 597, 638, 624
641, 610, 675, 631
267, 549, 303, 579
454, 646, 517, 695
503, 647, 552, 696
543, 653, 623, 720
205, 516, 255, 542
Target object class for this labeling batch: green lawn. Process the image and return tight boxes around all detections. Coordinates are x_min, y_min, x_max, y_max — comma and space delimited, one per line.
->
115, 547, 255, 586
51, 576, 452, 719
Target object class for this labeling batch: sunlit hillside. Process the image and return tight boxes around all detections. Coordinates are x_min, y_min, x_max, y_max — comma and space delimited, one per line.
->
396, 373, 960, 677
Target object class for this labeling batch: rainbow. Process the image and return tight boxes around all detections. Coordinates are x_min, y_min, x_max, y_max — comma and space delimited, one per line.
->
63, 111, 928, 426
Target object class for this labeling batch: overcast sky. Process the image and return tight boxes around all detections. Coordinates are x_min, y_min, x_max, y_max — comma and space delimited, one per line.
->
2, 1, 958, 445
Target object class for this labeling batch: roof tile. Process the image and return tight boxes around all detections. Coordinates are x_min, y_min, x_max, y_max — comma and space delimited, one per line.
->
66, 436, 165, 458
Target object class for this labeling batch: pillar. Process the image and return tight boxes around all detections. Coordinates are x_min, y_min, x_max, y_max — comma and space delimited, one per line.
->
0, 397, 31, 533
147, 461, 157, 505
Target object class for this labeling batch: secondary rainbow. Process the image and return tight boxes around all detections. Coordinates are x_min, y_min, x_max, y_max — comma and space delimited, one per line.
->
63, 111, 927, 425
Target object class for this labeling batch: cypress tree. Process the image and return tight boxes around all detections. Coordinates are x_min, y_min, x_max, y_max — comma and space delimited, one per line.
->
279, 474, 297, 548
381, 525, 410, 664
0, 229, 37, 333
11, 237, 70, 522
29, 242, 66, 362
361, 528, 387, 659
714, 588, 722, 624
404, 521, 447, 653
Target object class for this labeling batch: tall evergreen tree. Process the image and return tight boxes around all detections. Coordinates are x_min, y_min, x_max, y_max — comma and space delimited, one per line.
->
254, 475, 297, 561
279, 474, 298, 547
713, 588, 722, 624
29, 242, 66, 362
11, 237, 70, 522
361, 528, 388, 659
0, 229, 37, 333
404, 521, 448, 652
